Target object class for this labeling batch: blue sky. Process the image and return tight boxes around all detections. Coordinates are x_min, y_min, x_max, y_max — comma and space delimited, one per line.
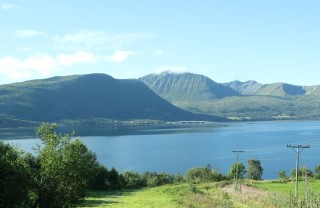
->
1, 0, 320, 85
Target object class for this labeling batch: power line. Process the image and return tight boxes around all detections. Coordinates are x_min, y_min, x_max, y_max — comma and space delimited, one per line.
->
287, 144, 310, 198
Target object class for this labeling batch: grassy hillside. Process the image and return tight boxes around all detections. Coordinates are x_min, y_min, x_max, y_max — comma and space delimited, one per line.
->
0, 74, 225, 127
81, 180, 320, 208
141, 73, 320, 121
257, 83, 306, 96
174, 95, 320, 120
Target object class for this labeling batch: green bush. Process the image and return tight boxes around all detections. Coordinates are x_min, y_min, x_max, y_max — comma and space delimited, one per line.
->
314, 165, 320, 179
0, 141, 33, 207
121, 171, 146, 188
290, 167, 313, 179
228, 162, 245, 180
277, 170, 287, 182
185, 165, 225, 183
1, 123, 101, 208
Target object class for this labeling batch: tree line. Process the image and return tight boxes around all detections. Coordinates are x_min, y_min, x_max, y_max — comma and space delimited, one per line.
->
1, 123, 319, 208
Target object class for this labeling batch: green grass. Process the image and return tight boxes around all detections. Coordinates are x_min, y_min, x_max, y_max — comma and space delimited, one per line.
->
251, 179, 320, 196
80, 180, 320, 208
81, 184, 188, 208
174, 95, 320, 121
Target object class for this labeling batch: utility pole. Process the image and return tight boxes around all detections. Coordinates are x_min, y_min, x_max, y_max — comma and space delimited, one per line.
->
287, 144, 310, 198
231, 150, 244, 191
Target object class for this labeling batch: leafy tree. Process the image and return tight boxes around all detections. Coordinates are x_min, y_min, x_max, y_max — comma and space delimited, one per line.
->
0, 141, 33, 208
89, 164, 109, 190
290, 167, 313, 179
173, 172, 184, 184
278, 170, 287, 182
31, 123, 99, 208
121, 171, 145, 188
246, 159, 263, 180
143, 172, 173, 187
228, 162, 245, 180
211, 169, 226, 181
108, 167, 121, 189
314, 165, 320, 179
185, 165, 224, 183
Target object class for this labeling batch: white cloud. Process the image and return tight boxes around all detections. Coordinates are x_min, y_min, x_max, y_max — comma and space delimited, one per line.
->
55, 31, 107, 46
0, 54, 58, 79
155, 66, 188, 75
104, 50, 133, 62
16, 30, 44, 38
0, 50, 134, 83
54, 30, 155, 48
57, 51, 95, 66
1, 4, 18, 10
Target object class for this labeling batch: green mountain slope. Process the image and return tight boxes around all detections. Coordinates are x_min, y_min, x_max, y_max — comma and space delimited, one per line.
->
225, 81, 307, 96
139, 72, 240, 101
140, 74, 320, 121
0, 74, 225, 127
255, 83, 305, 96
174, 95, 320, 120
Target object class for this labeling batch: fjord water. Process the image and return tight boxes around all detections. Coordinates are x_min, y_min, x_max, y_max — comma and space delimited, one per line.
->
4, 121, 320, 179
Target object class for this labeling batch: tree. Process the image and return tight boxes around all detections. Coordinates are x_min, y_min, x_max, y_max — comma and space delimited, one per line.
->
246, 159, 263, 180
185, 166, 213, 183
228, 162, 245, 180
0, 141, 33, 208
278, 170, 287, 182
108, 167, 121, 189
32, 123, 99, 208
290, 167, 313, 179
90, 164, 109, 189
314, 165, 320, 179
121, 171, 145, 188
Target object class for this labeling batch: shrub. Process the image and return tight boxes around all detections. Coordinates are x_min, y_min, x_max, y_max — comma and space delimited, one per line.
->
278, 170, 287, 182
121, 171, 145, 188
290, 167, 313, 179
0, 141, 33, 207
185, 165, 225, 183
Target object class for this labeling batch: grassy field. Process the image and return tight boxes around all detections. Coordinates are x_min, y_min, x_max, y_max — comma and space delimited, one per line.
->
81, 184, 188, 208
80, 180, 320, 208
252, 179, 320, 196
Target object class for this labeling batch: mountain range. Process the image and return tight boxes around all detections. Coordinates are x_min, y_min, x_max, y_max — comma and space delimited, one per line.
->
224, 80, 320, 96
0, 72, 319, 127
0, 73, 224, 127
140, 72, 320, 121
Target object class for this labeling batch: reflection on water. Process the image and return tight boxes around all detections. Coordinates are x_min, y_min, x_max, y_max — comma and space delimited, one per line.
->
2, 121, 320, 179
0, 123, 225, 140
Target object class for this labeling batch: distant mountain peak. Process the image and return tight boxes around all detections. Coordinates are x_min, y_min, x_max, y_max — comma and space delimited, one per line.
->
139, 72, 240, 101
225, 80, 308, 96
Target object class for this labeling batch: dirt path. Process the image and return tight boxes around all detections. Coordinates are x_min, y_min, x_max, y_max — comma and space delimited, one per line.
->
223, 184, 269, 198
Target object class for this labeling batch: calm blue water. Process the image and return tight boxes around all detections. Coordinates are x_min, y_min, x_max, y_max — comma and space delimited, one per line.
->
3, 121, 320, 179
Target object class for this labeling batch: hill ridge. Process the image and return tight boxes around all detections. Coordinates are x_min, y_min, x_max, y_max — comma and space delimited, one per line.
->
0, 73, 225, 127
139, 72, 240, 101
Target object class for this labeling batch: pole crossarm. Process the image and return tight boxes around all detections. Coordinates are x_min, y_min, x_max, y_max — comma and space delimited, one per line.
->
287, 144, 310, 198
287, 144, 310, 153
